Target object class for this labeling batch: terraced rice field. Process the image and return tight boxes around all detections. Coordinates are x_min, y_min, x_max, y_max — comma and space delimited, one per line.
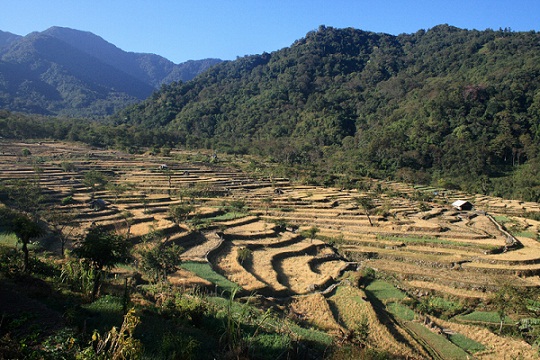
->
2, 140, 540, 358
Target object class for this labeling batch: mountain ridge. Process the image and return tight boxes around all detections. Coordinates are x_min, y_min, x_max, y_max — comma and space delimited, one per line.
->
0, 27, 222, 117
0, 30, 21, 50
115, 25, 540, 199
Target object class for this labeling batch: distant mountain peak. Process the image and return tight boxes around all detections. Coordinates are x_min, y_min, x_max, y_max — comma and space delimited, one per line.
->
0, 30, 22, 51
0, 26, 222, 117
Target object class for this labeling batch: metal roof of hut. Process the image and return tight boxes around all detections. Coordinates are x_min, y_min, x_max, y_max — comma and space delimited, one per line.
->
452, 200, 473, 211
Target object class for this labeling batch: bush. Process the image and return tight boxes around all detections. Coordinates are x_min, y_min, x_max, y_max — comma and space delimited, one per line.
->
61, 195, 74, 205
60, 162, 76, 172
175, 295, 208, 326
417, 296, 465, 319
0, 247, 22, 274
357, 267, 376, 287
160, 332, 200, 360
237, 247, 252, 265
80, 309, 142, 359
228, 200, 246, 212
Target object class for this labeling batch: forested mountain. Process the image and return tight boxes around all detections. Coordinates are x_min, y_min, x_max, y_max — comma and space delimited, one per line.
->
115, 25, 540, 200
0, 30, 21, 50
0, 27, 221, 117
41, 27, 221, 87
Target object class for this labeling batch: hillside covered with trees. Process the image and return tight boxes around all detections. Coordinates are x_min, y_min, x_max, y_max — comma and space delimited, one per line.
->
113, 25, 540, 201
0, 27, 221, 117
2, 25, 540, 201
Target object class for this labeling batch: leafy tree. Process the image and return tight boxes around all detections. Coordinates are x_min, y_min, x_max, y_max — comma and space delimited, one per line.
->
303, 226, 320, 243
74, 225, 131, 300
83, 170, 109, 198
169, 204, 194, 226
227, 200, 246, 212
2, 179, 45, 220
354, 196, 375, 227
106, 182, 131, 203
0, 207, 44, 272
139, 243, 183, 283
491, 282, 521, 333
261, 197, 272, 215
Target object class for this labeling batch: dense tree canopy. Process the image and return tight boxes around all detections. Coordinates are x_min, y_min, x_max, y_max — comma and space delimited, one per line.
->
111, 25, 540, 199
3, 25, 540, 200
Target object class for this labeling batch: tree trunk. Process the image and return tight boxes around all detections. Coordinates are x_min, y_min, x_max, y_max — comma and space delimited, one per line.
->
22, 240, 29, 272
61, 236, 66, 258
91, 270, 102, 301
365, 212, 373, 227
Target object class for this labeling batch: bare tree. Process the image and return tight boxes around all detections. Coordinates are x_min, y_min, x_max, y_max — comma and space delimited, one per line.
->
44, 207, 77, 257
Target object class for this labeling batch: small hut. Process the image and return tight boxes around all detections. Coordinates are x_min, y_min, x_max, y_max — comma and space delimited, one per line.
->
452, 200, 473, 211
89, 199, 106, 211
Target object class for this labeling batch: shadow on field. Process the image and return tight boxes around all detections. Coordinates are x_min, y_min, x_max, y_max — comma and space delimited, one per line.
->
363, 288, 416, 350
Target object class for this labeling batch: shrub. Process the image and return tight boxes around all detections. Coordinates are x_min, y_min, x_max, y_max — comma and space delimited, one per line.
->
175, 295, 208, 326
228, 200, 246, 212
417, 296, 465, 319
60, 162, 76, 172
357, 267, 376, 287
79, 309, 142, 359
160, 332, 200, 360
61, 195, 74, 205
0, 247, 22, 274
237, 247, 252, 265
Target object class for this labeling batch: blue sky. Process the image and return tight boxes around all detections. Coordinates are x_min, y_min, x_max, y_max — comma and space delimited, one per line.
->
2, 1, 539, 63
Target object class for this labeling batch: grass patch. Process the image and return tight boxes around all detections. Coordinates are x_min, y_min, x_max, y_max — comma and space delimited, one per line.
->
455, 311, 514, 324
448, 333, 485, 354
334, 285, 366, 305
180, 261, 241, 293
0, 232, 18, 247
493, 215, 511, 223
82, 295, 124, 332
287, 322, 333, 346
513, 231, 537, 239
210, 212, 247, 221
0, 231, 40, 251
84, 294, 124, 314
420, 296, 466, 319
387, 302, 415, 321
114, 263, 137, 272
377, 235, 499, 251
365, 280, 407, 301
208, 295, 330, 355
190, 211, 248, 230
407, 322, 470, 359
